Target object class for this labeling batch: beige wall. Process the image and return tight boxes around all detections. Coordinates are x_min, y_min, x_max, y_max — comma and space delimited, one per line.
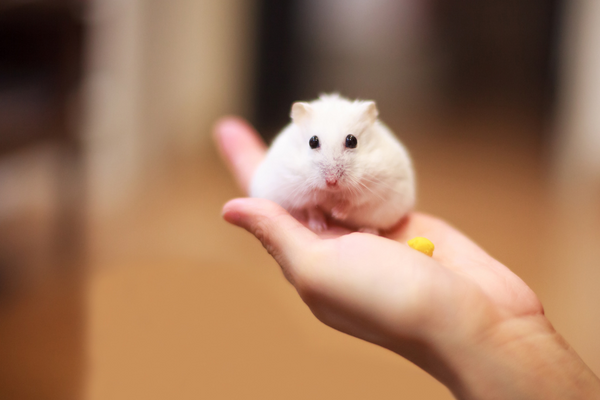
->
140, 0, 256, 159
554, 0, 600, 183
83, 0, 144, 217
549, 0, 600, 375
84, 0, 256, 217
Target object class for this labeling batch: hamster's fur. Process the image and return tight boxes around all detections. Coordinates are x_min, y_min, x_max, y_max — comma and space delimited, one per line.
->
250, 94, 415, 234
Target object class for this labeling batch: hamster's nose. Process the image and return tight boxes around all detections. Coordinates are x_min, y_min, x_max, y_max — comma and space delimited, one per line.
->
326, 178, 338, 187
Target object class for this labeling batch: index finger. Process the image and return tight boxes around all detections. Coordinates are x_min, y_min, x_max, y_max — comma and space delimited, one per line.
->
213, 117, 267, 194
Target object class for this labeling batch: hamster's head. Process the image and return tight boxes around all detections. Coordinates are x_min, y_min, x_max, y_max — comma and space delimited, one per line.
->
290, 94, 379, 192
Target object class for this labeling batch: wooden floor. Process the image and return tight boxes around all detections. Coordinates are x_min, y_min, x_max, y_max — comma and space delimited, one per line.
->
1, 109, 599, 399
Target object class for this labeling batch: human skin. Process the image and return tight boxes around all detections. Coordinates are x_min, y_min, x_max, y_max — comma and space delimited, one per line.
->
214, 117, 600, 399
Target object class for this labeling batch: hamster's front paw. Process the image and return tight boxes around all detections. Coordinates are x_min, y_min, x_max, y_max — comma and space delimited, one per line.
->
331, 203, 350, 220
358, 227, 380, 235
307, 208, 327, 232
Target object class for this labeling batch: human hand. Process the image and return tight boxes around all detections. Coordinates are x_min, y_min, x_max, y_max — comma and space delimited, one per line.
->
214, 117, 600, 400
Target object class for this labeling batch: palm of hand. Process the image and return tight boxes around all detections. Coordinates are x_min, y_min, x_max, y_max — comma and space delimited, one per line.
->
214, 117, 542, 359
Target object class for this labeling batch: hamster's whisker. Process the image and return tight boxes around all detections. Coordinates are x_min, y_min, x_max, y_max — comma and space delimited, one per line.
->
352, 177, 386, 202
361, 176, 406, 195
344, 175, 360, 193
345, 179, 361, 198
346, 175, 376, 201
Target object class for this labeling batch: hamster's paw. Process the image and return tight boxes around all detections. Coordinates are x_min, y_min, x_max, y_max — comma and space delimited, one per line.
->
331, 203, 349, 220
307, 208, 327, 232
309, 219, 327, 232
358, 227, 380, 235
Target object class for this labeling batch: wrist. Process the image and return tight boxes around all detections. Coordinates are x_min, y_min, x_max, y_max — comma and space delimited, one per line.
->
439, 314, 600, 400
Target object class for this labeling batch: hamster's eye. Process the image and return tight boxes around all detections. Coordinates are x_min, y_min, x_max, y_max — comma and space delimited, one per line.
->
309, 136, 320, 149
345, 134, 357, 149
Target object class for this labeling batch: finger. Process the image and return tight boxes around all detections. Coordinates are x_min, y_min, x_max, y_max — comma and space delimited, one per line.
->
405, 213, 488, 254
222, 198, 319, 283
213, 117, 267, 194
389, 212, 495, 269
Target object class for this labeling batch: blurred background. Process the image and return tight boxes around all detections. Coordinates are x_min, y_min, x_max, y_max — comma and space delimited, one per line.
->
0, 0, 599, 399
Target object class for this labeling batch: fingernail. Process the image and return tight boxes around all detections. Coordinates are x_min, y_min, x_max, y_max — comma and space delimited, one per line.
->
222, 209, 241, 226
215, 118, 242, 138
222, 199, 245, 225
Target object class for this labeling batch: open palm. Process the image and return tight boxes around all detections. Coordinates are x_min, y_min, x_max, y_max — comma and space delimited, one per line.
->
215, 117, 600, 400
214, 117, 544, 384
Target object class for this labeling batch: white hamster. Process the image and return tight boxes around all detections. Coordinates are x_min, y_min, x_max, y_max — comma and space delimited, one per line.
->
250, 94, 415, 234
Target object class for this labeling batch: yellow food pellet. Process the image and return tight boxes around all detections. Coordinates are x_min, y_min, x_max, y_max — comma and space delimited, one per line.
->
407, 237, 435, 257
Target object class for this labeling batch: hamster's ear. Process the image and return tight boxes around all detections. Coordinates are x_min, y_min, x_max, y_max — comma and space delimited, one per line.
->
291, 102, 312, 125
361, 101, 379, 125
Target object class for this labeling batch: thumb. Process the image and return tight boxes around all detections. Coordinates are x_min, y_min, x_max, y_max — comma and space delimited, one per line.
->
222, 198, 318, 283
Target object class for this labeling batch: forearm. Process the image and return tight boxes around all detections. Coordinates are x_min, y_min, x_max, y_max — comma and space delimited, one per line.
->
438, 315, 600, 400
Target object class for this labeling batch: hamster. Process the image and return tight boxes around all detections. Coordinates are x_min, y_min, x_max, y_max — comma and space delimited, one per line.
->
250, 94, 415, 234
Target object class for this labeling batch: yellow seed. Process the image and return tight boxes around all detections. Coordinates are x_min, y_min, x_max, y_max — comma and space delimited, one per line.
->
407, 237, 435, 257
